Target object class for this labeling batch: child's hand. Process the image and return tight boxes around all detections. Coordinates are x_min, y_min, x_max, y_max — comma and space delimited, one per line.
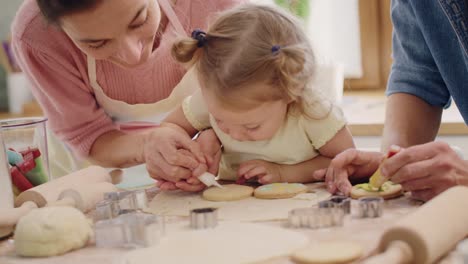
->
238, 160, 282, 184
195, 129, 222, 176
156, 149, 207, 192
313, 149, 384, 195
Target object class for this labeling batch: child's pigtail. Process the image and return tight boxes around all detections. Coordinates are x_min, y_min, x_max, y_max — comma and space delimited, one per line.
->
271, 45, 307, 100
172, 37, 200, 63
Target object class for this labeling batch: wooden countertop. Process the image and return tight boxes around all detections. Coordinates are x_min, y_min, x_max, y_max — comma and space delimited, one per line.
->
0, 192, 462, 263
342, 90, 468, 136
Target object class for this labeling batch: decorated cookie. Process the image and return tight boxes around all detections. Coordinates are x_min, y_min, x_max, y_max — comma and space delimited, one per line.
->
202, 184, 254, 201
254, 183, 308, 199
291, 241, 363, 264
350, 181, 403, 200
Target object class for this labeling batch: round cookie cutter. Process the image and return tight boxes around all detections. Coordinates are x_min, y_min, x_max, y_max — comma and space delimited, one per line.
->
357, 197, 384, 218
190, 207, 218, 229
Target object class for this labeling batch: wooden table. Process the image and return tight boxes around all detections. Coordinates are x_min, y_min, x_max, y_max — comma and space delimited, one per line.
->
0, 193, 463, 264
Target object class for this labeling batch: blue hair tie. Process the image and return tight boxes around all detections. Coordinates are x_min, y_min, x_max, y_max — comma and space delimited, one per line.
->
271, 45, 281, 54
191, 29, 207, 48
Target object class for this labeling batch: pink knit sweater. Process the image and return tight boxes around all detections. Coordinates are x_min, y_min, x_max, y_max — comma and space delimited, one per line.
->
11, 0, 243, 156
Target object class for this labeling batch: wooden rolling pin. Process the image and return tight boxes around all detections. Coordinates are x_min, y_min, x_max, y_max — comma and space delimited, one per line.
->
0, 166, 119, 228
48, 182, 118, 212
364, 186, 468, 264
0, 182, 117, 228
14, 166, 118, 207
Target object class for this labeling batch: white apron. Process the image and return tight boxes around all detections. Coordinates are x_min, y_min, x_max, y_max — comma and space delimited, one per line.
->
51, 0, 200, 188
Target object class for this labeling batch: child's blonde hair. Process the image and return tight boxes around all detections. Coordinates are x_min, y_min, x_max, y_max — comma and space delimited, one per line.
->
172, 4, 330, 118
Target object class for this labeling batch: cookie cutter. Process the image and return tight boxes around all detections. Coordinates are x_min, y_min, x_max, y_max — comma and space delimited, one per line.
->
357, 197, 384, 218
288, 207, 345, 229
94, 189, 148, 221
456, 238, 468, 263
319, 195, 351, 214
94, 212, 165, 248
190, 207, 218, 229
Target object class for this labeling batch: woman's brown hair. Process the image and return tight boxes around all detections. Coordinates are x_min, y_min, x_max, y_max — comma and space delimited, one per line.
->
37, 0, 103, 25
173, 4, 331, 118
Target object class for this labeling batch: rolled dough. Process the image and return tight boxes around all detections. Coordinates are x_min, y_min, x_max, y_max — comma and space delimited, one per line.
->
350, 181, 403, 200
14, 207, 92, 257
203, 184, 254, 201
291, 241, 363, 264
144, 185, 331, 222
119, 222, 309, 264
254, 183, 308, 199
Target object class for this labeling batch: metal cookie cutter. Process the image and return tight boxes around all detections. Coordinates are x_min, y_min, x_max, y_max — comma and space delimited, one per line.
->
94, 212, 165, 248
95, 190, 149, 221
288, 207, 345, 229
357, 197, 384, 218
190, 207, 218, 229
456, 238, 468, 263
319, 195, 351, 214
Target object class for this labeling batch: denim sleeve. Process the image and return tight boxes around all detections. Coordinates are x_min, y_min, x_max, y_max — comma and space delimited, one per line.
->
387, 0, 451, 108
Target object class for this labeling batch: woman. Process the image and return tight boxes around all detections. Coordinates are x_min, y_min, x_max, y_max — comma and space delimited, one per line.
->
11, 0, 242, 190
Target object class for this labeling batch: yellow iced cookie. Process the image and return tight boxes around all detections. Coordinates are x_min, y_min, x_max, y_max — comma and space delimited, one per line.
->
350, 181, 403, 200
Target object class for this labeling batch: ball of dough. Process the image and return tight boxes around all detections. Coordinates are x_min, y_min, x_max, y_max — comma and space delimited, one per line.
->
350, 181, 403, 200
14, 207, 92, 257
291, 241, 363, 264
202, 184, 254, 201
254, 183, 308, 199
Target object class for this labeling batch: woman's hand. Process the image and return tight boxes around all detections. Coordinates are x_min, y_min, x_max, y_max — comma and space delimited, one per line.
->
314, 149, 385, 195
382, 141, 468, 201
143, 126, 206, 183
155, 129, 222, 192
238, 160, 282, 184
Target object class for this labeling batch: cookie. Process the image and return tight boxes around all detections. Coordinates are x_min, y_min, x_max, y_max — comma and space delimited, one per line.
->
291, 241, 363, 264
350, 181, 403, 200
202, 184, 254, 201
254, 183, 308, 199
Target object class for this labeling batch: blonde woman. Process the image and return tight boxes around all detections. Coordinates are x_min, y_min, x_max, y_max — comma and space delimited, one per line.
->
161, 4, 355, 191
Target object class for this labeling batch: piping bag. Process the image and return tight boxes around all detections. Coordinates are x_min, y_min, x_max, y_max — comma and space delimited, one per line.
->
194, 163, 223, 188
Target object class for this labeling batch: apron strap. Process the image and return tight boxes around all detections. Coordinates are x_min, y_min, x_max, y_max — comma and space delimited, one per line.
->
87, 56, 98, 89
159, 0, 187, 36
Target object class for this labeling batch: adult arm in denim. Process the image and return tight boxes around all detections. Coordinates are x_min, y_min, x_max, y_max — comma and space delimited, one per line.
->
380, 0, 468, 201
382, 0, 449, 151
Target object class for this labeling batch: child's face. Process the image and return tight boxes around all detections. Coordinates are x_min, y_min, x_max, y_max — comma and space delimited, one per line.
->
203, 88, 289, 142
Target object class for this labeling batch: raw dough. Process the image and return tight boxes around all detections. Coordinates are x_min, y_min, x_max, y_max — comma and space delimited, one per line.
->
14, 207, 92, 257
254, 183, 308, 199
350, 181, 403, 200
202, 184, 254, 201
119, 222, 309, 264
291, 241, 363, 264
145, 184, 331, 222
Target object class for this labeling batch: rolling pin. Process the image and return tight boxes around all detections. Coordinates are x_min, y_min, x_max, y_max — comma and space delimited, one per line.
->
47, 182, 118, 212
0, 166, 119, 228
14, 166, 118, 207
0, 182, 118, 228
364, 186, 468, 264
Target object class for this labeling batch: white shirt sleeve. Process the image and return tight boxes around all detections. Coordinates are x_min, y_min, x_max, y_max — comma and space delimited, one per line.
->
300, 104, 347, 149
182, 89, 212, 131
